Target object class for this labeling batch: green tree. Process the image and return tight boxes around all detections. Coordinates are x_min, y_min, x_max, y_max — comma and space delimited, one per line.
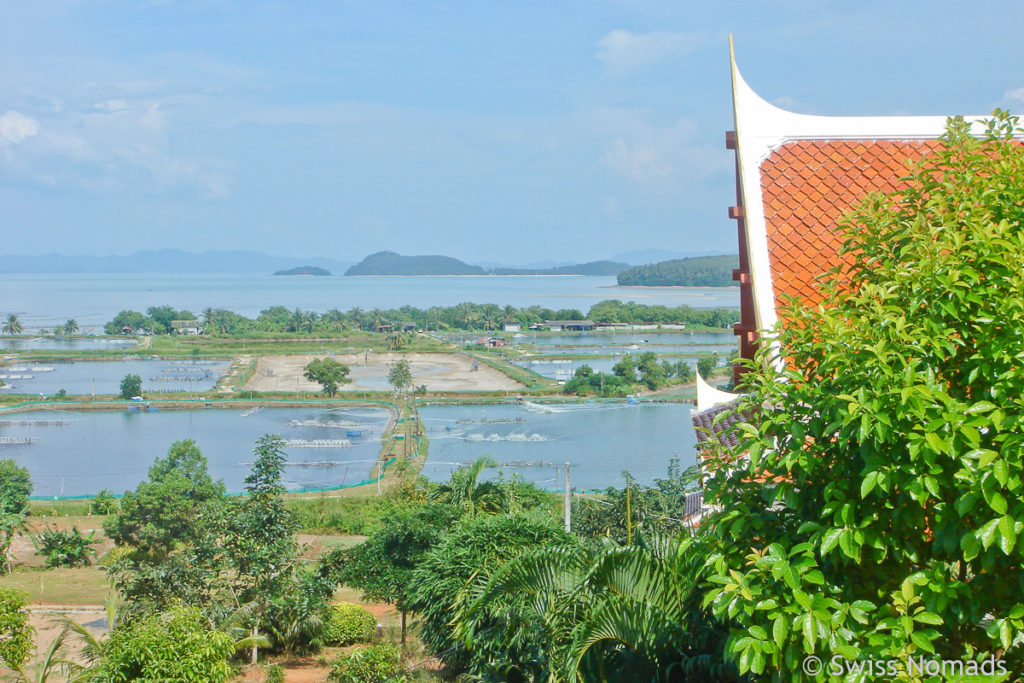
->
0, 588, 34, 670
429, 456, 506, 517
303, 357, 351, 397
0, 459, 32, 515
612, 354, 637, 382
325, 503, 461, 645
146, 305, 193, 335
3, 313, 24, 335
84, 604, 234, 682
225, 434, 299, 665
104, 310, 149, 335
90, 489, 118, 515
104, 440, 225, 556
637, 351, 666, 390
387, 358, 413, 395
405, 511, 573, 674
695, 352, 718, 378
461, 535, 737, 682
62, 319, 79, 336
704, 113, 1024, 678
0, 507, 29, 575
119, 373, 142, 399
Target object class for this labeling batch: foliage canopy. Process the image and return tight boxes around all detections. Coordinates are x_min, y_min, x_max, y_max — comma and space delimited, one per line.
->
704, 112, 1024, 677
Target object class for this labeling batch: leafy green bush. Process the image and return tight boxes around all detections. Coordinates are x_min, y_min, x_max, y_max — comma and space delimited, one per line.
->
263, 663, 285, 683
34, 525, 98, 568
405, 511, 575, 673
85, 604, 234, 682
288, 494, 411, 534
0, 588, 33, 669
90, 489, 119, 515
328, 643, 408, 683
119, 373, 142, 399
0, 459, 32, 514
322, 602, 376, 646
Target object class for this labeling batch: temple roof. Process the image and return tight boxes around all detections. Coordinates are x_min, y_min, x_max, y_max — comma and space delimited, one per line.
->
729, 39, 985, 335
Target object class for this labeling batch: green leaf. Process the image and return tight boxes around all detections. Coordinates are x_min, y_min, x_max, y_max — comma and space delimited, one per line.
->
910, 630, 935, 653
861, 471, 880, 498
773, 616, 789, 648
925, 431, 946, 453
913, 611, 943, 626
820, 528, 843, 555
993, 459, 1009, 486
966, 400, 997, 414
999, 515, 1017, 554
989, 491, 1008, 515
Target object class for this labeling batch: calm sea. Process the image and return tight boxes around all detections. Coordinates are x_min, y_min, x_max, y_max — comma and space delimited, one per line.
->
0, 274, 739, 332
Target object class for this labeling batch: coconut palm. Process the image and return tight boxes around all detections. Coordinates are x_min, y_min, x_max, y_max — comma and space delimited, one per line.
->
458, 535, 737, 682
430, 456, 506, 517
63, 319, 79, 336
3, 313, 24, 335
10, 624, 79, 682
0, 507, 30, 575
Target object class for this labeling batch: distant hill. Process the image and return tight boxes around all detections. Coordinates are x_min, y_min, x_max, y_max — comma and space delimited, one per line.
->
609, 249, 725, 265
273, 265, 332, 276
0, 249, 354, 274
617, 255, 739, 287
345, 251, 486, 276
489, 260, 628, 276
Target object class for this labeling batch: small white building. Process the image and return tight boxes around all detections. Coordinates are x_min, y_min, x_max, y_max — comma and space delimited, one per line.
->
502, 323, 521, 333
171, 320, 203, 335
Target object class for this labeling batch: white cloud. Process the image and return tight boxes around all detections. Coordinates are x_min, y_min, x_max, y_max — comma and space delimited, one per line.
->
358, 216, 389, 237
594, 30, 716, 73
593, 108, 729, 190
1004, 87, 1024, 103
0, 110, 40, 145
2, 94, 230, 198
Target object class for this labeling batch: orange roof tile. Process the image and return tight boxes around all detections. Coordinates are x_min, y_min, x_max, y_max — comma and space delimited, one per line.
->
759, 139, 943, 312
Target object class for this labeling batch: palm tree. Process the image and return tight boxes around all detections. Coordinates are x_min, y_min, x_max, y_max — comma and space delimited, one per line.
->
430, 456, 506, 517
3, 313, 24, 335
1, 507, 30, 575
63, 319, 79, 337
11, 624, 79, 682
459, 535, 738, 682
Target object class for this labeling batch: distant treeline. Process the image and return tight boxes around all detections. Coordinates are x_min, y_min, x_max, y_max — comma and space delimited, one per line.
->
344, 251, 628, 277
617, 254, 739, 287
104, 300, 739, 335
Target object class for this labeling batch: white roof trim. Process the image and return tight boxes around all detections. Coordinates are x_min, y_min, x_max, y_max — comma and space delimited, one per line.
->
695, 370, 740, 413
728, 38, 985, 349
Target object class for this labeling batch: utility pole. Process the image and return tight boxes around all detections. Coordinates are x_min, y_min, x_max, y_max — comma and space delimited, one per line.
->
564, 462, 571, 533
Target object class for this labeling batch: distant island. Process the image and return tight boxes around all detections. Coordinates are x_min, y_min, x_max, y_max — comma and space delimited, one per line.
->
489, 260, 627, 276
273, 265, 332, 276
617, 254, 739, 287
346, 251, 485, 276
345, 251, 630, 277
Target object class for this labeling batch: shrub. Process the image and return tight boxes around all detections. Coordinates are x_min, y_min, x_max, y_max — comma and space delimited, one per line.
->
263, 663, 285, 683
34, 525, 98, 568
90, 489, 118, 515
0, 588, 33, 669
85, 604, 234, 682
119, 373, 142, 399
0, 459, 31, 514
328, 643, 408, 683
322, 602, 376, 646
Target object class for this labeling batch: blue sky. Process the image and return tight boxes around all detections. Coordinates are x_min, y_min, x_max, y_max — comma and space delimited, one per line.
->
3, 1, 1024, 264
